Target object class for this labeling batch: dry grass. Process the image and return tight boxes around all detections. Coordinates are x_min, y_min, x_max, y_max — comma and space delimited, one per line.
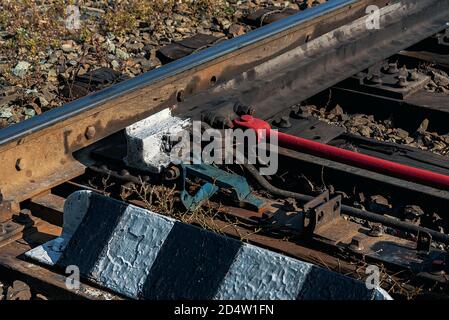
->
127, 181, 230, 235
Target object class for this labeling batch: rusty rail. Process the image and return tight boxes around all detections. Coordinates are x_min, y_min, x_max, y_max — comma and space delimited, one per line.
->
1, 0, 449, 220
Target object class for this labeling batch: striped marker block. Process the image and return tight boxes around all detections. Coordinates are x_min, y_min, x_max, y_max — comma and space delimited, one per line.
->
26, 191, 391, 300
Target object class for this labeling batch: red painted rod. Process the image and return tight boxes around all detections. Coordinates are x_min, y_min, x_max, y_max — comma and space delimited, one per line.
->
234, 115, 449, 190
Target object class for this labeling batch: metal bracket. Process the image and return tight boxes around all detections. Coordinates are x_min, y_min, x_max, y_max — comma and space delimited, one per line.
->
262, 191, 342, 236
0, 200, 20, 224
344, 64, 430, 100
304, 190, 342, 233
437, 28, 449, 46
179, 164, 265, 211
180, 182, 219, 211
0, 217, 27, 245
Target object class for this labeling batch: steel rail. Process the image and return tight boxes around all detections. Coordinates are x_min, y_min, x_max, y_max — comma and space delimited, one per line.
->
0, 0, 356, 146
1, 0, 449, 209
0, 0, 374, 207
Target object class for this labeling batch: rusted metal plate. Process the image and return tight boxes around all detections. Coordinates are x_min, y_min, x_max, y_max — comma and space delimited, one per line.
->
341, 67, 431, 100
246, 6, 300, 27
28, 193, 65, 226
157, 34, 223, 64
61, 68, 129, 100
274, 116, 345, 143
405, 90, 449, 113
0, 200, 20, 223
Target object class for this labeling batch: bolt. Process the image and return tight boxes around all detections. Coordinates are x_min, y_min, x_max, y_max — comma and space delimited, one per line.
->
275, 116, 292, 128
408, 69, 419, 81
234, 104, 256, 116
85, 126, 96, 140
386, 62, 399, 74
356, 71, 366, 79
15, 158, 24, 171
368, 224, 384, 237
397, 76, 408, 88
399, 65, 409, 77
369, 73, 382, 85
431, 259, 446, 275
349, 236, 364, 251
4, 223, 15, 231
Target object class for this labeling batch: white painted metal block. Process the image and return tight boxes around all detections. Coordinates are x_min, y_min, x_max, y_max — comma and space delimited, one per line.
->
124, 108, 190, 173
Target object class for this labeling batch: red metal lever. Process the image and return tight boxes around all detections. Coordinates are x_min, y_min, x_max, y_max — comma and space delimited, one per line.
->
234, 115, 449, 190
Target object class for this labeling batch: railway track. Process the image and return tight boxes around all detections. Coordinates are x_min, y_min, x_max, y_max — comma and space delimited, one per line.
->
1, 0, 449, 300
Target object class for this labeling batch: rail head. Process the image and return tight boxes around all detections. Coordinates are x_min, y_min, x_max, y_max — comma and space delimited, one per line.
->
0, 0, 448, 207
0, 0, 357, 147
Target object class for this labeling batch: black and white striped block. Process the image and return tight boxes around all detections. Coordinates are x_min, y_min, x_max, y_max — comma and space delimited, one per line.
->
26, 190, 391, 300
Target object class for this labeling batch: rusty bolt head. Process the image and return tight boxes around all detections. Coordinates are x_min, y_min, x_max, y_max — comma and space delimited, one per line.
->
408, 69, 419, 81
234, 104, 256, 116
386, 63, 399, 74
15, 158, 24, 171
273, 115, 292, 128
368, 73, 382, 85
431, 259, 447, 274
368, 224, 384, 237
397, 76, 408, 88
350, 236, 364, 251
85, 126, 96, 140
279, 116, 292, 128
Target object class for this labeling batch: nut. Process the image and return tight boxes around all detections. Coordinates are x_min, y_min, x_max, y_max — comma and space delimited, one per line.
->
85, 126, 96, 140
349, 236, 365, 251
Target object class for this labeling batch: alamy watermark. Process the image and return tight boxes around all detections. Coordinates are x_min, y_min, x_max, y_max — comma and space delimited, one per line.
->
167, 121, 279, 175
365, 265, 380, 290
366, 5, 381, 30
65, 5, 81, 31
65, 265, 80, 290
